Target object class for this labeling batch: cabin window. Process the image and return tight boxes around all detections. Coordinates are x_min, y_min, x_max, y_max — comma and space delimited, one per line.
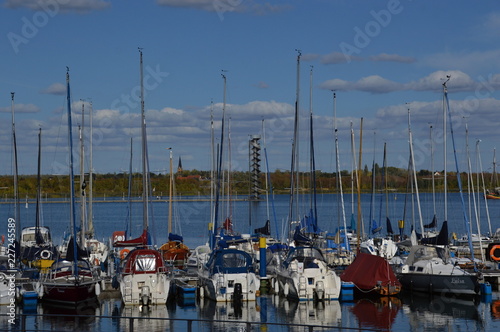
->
135, 255, 156, 272
222, 253, 247, 268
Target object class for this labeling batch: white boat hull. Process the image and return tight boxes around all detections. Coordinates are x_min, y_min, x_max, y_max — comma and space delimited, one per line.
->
120, 273, 170, 306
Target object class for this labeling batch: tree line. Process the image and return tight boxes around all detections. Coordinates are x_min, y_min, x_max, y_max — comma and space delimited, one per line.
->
0, 164, 493, 200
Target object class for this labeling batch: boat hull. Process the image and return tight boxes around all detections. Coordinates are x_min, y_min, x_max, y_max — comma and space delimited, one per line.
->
397, 273, 479, 296
120, 273, 170, 305
42, 280, 97, 303
197, 272, 259, 302
276, 270, 341, 301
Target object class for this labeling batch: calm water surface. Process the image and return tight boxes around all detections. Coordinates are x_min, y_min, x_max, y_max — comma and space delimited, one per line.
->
1, 193, 500, 331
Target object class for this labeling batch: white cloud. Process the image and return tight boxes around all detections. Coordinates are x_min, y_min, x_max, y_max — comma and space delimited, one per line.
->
320, 52, 362, 64
0, 103, 40, 113
41, 83, 66, 95
421, 50, 500, 73
405, 70, 476, 92
319, 75, 401, 94
319, 70, 500, 94
5, 0, 111, 13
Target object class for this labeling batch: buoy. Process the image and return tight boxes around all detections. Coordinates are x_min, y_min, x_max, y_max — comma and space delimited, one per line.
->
489, 245, 500, 261
40, 249, 51, 260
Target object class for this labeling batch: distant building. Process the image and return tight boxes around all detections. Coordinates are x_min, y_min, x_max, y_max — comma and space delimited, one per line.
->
177, 156, 183, 173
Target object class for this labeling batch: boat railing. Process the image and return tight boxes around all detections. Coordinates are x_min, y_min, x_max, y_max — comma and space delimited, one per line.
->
4, 313, 380, 332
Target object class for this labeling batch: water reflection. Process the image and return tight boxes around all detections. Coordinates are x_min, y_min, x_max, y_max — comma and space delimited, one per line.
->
349, 297, 401, 330
115, 302, 174, 331
401, 292, 483, 330
272, 296, 342, 330
197, 298, 259, 331
40, 299, 100, 331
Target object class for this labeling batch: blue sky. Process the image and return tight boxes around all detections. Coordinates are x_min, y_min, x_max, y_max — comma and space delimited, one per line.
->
2, 0, 500, 178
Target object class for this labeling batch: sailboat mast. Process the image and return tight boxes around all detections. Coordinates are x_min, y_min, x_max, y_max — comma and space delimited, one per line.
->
35, 128, 41, 241
288, 49, 301, 228
430, 125, 436, 218
212, 73, 227, 249
443, 77, 449, 222
139, 48, 149, 233
88, 101, 94, 237
492, 148, 497, 188
444, 77, 476, 269
309, 66, 318, 229
477, 141, 493, 235
168, 148, 173, 234
408, 109, 424, 233
127, 138, 133, 238
210, 101, 215, 232
356, 118, 363, 251
66, 67, 78, 272
11, 92, 20, 233
333, 92, 349, 250
79, 103, 86, 245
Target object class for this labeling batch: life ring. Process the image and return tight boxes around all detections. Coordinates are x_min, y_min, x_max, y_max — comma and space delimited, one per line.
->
490, 245, 500, 261
40, 249, 52, 260
94, 258, 100, 266
120, 249, 130, 260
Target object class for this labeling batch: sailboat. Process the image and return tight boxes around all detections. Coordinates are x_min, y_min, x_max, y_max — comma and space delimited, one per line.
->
82, 102, 109, 271
20, 128, 59, 272
39, 68, 101, 304
397, 77, 480, 297
275, 57, 341, 302
118, 49, 171, 306
197, 72, 259, 303
159, 148, 189, 269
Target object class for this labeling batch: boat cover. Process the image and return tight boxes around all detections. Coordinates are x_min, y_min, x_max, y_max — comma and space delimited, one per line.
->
340, 253, 400, 289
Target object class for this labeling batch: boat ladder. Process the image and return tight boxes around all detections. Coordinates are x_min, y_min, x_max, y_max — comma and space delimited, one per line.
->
124, 279, 133, 302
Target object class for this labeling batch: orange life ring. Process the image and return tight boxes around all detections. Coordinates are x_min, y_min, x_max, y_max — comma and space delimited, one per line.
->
120, 249, 130, 260
94, 258, 100, 266
490, 245, 500, 261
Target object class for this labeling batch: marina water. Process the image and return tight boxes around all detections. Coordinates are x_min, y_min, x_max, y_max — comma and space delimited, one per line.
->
2, 193, 500, 331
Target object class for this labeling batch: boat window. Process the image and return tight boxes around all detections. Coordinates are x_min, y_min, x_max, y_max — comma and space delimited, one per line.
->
135, 255, 157, 272
222, 253, 248, 268
288, 247, 325, 262
23, 233, 36, 242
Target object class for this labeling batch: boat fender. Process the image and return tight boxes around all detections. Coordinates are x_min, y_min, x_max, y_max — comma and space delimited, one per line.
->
95, 281, 101, 296
34, 281, 43, 298
40, 249, 51, 260
120, 249, 130, 260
